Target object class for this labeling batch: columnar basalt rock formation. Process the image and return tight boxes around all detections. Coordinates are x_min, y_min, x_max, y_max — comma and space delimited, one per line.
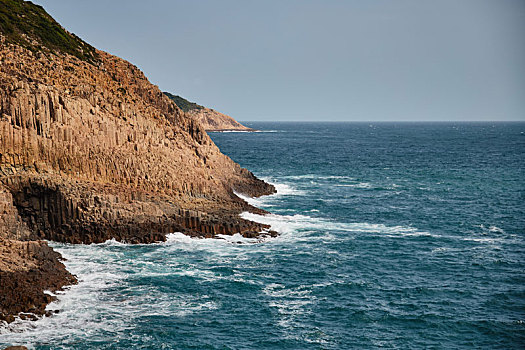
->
0, 0, 275, 323
0, 44, 274, 240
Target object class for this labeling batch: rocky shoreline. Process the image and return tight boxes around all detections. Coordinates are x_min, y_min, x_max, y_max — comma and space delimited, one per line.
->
0, 186, 77, 324
0, 0, 275, 325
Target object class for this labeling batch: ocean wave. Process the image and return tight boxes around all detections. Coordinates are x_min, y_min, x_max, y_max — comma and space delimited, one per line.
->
258, 178, 306, 196
166, 232, 261, 245
162, 232, 262, 256
263, 283, 317, 332
234, 177, 434, 240
281, 174, 356, 181
234, 190, 267, 207
211, 130, 281, 133
240, 211, 434, 240
267, 175, 401, 192
234, 180, 305, 207
0, 237, 243, 345
209, 130, 253, 133
477, 224, 506, 234
461, 237, 503, 244
333, 182, 372, 188
488, 226, 505, 233
0, 244, 132, 344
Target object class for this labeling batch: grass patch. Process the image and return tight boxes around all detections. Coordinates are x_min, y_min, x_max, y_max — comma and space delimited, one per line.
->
164, 92, 204, 112
0, 0, 99, 63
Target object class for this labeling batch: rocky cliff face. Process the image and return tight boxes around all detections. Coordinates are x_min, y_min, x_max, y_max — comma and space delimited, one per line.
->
0, 185, 76, 324
0, 0, 275, 323
164, 93, 254, 132
186, 108, 255, 132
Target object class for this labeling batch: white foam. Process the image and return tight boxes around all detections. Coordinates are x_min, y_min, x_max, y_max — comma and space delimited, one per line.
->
234, 177, 434, 241
165, 232, 260, 245
461, 237, 503, 244
211, 130, 253, 133
476, 224, 506, 235
431, 247, 454, 254
165, 231, 197, 244
0, 238, 235, 346
96, 238, 130, 246
0, 244, 132, 344
240, 211, 434, 241
210, 130, 280, 133
0, 175, 451, 347
163, 232, 260, 257
280, 174, 358, 182
262, 283, 316, 332
488, 226, 505, 234
333, 182, 372, 188
215, 233, 261, 244
234, 190, 265, 207
273, 183, 304, 195
234, 179, 305, 208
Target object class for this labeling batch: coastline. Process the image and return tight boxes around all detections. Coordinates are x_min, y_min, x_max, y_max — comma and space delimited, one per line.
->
207, 128, 258, 132
0, 1, 275, 327
2, 122, 524, 349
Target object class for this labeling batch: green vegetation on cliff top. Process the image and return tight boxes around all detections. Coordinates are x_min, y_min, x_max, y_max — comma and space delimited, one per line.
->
0, 0, 98, 63
164, 92, 204, 113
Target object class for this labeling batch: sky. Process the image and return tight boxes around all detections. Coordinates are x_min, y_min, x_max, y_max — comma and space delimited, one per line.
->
33, 0, 525, 122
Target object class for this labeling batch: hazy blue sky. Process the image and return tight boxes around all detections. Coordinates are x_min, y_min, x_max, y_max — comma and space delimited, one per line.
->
34, 0, 525, 121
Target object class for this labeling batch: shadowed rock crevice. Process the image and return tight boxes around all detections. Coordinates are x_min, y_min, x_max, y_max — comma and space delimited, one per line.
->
0, 184, 77, 324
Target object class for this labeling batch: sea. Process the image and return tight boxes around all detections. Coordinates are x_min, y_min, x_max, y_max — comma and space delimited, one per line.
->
1, 122, 524, 349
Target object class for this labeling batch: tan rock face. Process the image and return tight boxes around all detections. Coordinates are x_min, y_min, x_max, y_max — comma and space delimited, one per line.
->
164, 93, 253, 132
0, 39, 275, 240
0, 34, 275, 321
186, 107, 254, 132
0, 43, 269, 198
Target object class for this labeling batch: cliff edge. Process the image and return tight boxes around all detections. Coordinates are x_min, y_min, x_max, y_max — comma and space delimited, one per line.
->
164, 92, 255, 132
0, 0, 275, 323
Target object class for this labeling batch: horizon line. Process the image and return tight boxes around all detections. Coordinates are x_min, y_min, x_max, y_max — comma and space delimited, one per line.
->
238, 120, 525, 123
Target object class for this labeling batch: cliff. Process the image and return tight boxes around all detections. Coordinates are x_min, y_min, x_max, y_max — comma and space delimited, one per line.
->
0, 186, 77, 323
0, 0, 275, 323
164, 92, 254, 132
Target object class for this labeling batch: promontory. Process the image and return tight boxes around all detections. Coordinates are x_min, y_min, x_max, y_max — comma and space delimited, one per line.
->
0, 0, 274, 323
164, 92, 255, 132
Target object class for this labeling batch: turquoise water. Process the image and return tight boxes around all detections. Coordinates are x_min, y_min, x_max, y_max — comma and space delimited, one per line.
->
1, 122, 524, 349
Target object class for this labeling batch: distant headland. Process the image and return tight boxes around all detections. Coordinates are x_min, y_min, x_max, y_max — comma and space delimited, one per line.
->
164, 92, 256, 132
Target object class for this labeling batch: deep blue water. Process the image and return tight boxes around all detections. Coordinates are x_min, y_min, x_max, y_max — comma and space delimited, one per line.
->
1, 122, 524, 349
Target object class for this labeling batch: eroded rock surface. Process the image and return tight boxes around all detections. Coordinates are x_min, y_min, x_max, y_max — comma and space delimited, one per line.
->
186, 107, 255, 132
164, 92, 255, 132
0, 0, 275, 323
0, 185, 76, 324
0, 43, 274, 240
